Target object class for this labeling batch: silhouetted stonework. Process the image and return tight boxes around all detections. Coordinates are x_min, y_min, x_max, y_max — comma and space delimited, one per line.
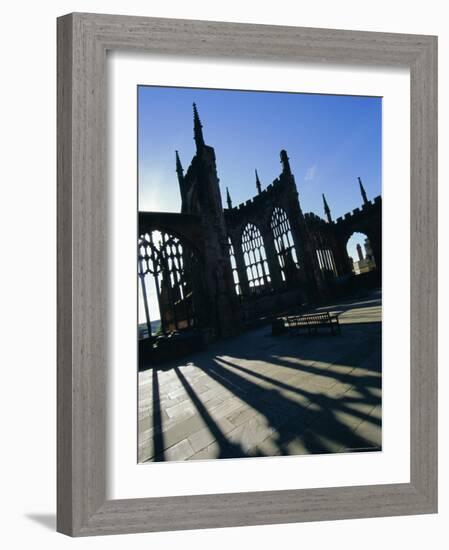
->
138, 105, 382, 340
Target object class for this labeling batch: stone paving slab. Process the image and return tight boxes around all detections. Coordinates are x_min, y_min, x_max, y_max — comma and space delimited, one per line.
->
139, 293, 382, 462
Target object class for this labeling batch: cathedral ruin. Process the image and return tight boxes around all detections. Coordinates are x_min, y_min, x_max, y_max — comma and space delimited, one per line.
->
138, 104, 381, 357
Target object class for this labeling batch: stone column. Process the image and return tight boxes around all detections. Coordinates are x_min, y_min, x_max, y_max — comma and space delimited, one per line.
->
368, 232, 382, 277
233, 237, 250, 296
262, 230, 283, 289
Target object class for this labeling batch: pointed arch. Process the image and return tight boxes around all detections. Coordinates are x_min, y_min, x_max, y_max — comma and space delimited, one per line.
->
138, 230, 201, 336
227, 236, 241, 295
270, 207, 299, 281
241, 223, 270, 292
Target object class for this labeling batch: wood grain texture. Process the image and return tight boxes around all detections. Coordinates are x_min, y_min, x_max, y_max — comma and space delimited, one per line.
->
57, 13, 74, 536
57, 12, 438, 536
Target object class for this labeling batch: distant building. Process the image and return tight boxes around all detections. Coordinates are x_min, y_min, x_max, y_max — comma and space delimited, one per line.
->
352, 237, 377, 275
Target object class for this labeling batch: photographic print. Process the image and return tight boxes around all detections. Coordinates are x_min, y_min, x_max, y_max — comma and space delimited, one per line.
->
137, 86, 382, 463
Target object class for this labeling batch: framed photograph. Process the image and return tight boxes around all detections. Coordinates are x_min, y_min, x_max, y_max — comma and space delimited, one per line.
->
57, 13, 437, 536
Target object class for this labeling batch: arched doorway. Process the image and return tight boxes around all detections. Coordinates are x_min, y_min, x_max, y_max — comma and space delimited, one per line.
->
346, 232, 376, 276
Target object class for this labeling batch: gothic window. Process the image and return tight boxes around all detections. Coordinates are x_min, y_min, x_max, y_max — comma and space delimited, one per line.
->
241, 223, 270, 293
228, 236, 241, 295
316, 248, 337, 275
271, 207, 299, 281
138, 230, 197, 336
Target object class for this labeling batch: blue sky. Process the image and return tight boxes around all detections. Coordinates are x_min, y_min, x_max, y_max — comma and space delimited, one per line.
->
138, 86, 381, 221
138, 86, 381, 323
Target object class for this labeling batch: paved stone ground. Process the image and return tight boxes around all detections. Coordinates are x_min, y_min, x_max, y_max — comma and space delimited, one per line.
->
138, 291, 382, 462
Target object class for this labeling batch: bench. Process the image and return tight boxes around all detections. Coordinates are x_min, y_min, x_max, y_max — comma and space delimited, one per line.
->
285, 311, 341, 336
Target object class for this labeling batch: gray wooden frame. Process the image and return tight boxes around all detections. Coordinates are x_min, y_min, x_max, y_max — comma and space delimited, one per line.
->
57, 12, 438, 537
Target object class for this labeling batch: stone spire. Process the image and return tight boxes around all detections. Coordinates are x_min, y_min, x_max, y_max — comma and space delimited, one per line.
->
226, 187, 232, 209
193, 102, 205, 151
322, 193, 332, 223
175, 150, 184, 181
280, 149, 292, 176
358, 176, 369, 205
255, 169, 262, 194
175, 150, 187, 208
